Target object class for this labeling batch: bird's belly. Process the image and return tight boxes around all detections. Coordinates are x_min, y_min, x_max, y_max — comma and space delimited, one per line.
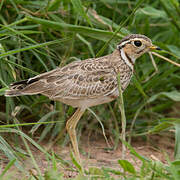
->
54, 93, 118, 109
51, 76, 132, 109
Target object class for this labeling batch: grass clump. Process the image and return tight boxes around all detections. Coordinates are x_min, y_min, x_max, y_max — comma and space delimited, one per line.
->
0, 0, 180, 179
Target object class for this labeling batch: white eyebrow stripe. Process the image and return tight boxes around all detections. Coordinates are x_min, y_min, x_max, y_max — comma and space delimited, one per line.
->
117, 38, 144, 49
117, 40, 131, 49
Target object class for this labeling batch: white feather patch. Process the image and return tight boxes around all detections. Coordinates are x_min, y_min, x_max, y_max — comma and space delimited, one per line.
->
121, 49, 134, 70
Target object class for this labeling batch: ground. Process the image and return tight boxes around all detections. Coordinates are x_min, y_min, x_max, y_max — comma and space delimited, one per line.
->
1, 132, 174, 179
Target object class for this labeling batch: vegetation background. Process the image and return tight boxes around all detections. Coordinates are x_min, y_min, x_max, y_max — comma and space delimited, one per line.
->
0, 0, 180, 179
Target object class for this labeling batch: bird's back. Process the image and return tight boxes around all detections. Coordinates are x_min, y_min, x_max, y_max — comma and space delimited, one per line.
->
5, 49, 133, 108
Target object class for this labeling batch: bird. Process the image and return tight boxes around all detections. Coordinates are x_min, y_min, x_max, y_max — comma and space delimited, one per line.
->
5, 34, 161, 163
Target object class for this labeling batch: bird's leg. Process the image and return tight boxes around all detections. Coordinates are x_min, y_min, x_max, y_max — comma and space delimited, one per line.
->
66, 108, 85, 164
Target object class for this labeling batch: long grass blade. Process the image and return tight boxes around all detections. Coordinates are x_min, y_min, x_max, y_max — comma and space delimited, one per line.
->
117, 73, 126, 159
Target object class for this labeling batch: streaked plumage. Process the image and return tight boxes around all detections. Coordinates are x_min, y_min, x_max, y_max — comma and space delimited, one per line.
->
5, 34, 160, 163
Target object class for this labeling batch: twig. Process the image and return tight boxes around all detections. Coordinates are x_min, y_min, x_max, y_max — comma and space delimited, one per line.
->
87, 108, 111, 148
152, 52, 180, 67
142, 52, 159, 82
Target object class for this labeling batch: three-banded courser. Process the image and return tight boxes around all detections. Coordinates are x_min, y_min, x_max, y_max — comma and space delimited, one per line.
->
5, 34, 161, 163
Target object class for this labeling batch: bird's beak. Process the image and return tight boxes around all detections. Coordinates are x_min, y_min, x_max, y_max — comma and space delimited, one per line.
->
149, 45, 162, 51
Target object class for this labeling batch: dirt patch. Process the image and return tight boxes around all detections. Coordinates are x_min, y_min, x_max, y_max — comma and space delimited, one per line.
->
0, 132, 174, 178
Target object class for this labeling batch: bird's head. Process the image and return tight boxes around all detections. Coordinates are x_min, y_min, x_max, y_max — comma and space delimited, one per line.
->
117, 34, 161, 68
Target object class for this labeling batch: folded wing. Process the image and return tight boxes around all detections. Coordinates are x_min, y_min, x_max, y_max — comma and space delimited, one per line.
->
5, 58, 118, 100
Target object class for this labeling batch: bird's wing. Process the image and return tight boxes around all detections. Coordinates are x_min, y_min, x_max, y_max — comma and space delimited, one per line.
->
51, 59, 117, 99
7, 57, 118, 99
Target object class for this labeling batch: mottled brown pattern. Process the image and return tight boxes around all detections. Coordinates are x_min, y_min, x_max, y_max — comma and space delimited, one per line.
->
5, 34, 158, 163
6, 34, 155, 108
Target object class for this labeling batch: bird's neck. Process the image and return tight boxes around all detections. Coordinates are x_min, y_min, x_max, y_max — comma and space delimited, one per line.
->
108, 49, 134, 90
110, 49, 135, 71
120, 49, 135, 70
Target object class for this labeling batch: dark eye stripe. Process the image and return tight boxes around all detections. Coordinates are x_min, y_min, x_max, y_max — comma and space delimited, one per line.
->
117, 41, 131, 49
137, 49, 145, 54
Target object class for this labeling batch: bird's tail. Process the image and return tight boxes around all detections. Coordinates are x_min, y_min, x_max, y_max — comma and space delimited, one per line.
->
5, 90, 24, 97
5, 80, 31, 97
5, 69, 59, 97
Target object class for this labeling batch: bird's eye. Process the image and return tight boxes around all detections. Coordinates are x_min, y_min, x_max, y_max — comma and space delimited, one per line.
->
134, 40, 142, 47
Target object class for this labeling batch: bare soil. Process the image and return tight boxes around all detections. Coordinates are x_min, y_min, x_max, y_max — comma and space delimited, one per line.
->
0, 132, 174, 179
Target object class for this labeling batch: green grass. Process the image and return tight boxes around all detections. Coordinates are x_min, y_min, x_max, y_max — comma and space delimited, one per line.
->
0, 0, 180, 179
